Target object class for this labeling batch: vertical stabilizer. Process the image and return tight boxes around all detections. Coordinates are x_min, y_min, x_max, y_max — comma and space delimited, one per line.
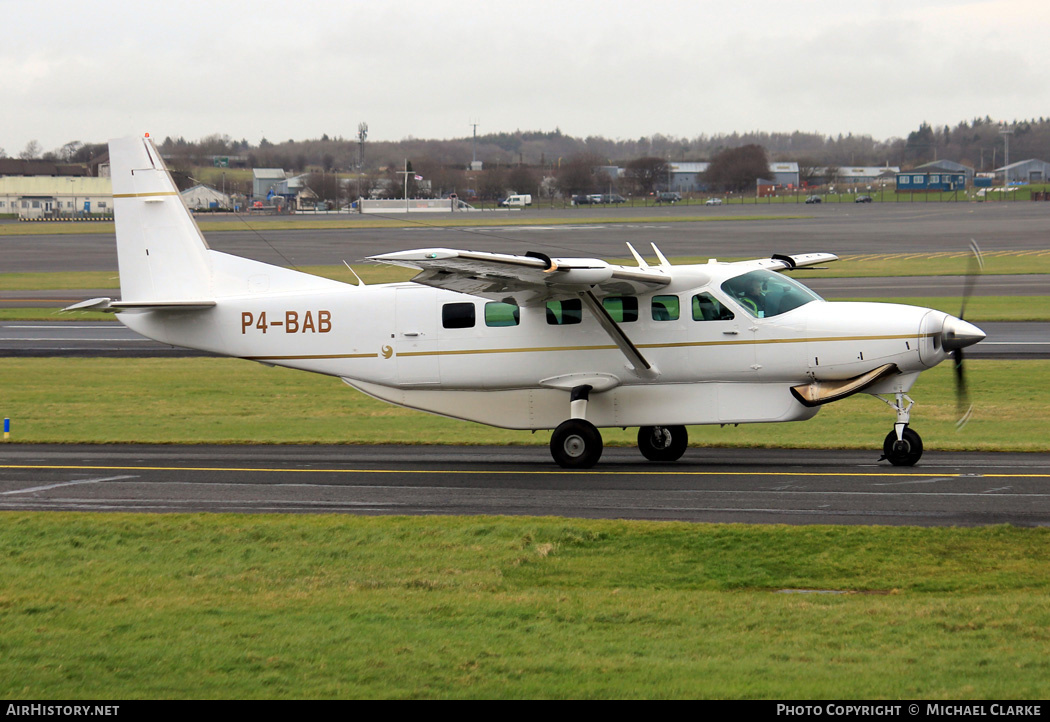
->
109, 135, 213, 302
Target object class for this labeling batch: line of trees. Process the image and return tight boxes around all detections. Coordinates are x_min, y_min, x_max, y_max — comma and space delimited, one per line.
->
8, 116, 1050, 202
11, 117, 1050, 175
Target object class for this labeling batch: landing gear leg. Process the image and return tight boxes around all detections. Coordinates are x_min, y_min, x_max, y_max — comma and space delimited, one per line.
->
550, 385, 603, 469
875, 392, 923, 466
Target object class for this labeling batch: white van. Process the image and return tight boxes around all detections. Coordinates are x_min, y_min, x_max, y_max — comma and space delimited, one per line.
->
499, 194, 532, 207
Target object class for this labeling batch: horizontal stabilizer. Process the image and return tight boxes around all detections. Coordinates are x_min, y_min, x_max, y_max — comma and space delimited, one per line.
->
63, 297, 216, 313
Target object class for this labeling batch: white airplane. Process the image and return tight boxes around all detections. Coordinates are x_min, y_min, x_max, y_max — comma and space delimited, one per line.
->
70, 136, 986, 468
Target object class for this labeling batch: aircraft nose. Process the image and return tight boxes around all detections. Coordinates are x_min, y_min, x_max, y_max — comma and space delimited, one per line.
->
941, 316, 986, 352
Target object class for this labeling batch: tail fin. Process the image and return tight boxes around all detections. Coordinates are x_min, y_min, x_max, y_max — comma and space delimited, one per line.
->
109, 135, 213, 303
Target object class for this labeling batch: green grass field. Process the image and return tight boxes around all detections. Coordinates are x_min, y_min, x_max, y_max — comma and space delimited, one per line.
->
0, 358, 1045, 451
1, 513, 1048, 699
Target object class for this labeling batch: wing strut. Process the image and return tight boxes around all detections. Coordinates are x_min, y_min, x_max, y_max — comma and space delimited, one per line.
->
579, 290, 659, 379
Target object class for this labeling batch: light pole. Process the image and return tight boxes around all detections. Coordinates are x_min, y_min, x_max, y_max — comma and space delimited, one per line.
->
1000, 124, 1013, 186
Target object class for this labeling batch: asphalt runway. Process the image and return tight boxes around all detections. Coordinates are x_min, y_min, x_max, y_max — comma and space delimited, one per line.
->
5, 202, 1050, 272
2, 444, 1049, 526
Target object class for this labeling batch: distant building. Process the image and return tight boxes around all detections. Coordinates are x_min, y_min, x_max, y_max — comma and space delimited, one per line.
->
252, 168, 287, 199
667, 162, 709, 193
181, 184, 232, 211
915, 160, 973, 184
895, 165, 967, 192
812, 166, 899, 186
768, 162, 799, 188
996, 159, 1050, 184
0, 176, 113, 218
0, 159, 91, 177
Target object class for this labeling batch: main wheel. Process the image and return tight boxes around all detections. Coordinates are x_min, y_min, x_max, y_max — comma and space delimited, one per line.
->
882, 427, 923, 466
551, 419, 603, 469
638, 425, 688, 462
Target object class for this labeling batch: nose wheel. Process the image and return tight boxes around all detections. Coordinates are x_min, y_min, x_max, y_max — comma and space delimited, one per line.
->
882, 427, 923, 466
874, 391, 923, 466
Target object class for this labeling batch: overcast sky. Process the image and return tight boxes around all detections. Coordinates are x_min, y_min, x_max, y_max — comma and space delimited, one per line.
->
3, 0, 1049, 156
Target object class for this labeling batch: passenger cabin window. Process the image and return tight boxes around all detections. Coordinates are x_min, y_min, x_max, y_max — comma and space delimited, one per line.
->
442, 302, 475, 329
651, 295, 680, 321
602, 296, 638, 322
692, 293, 735, 321
485, 302, 520, 327
546, 299, 582, 325
720, 269, 822, 319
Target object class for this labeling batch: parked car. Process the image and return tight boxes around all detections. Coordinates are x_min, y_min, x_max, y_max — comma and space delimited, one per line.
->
705, 198, 723, 206
587, 194, 604, 204
855, 195, 873, 203
572, 194, 595, 205
804, 195, 822, 204
602, 194, 627, 204
654, 192, 682, 204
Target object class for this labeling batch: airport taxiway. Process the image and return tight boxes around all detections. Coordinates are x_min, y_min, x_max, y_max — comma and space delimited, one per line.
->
2, 444, 1049, 526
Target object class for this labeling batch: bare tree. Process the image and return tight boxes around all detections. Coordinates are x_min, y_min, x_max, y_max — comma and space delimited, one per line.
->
59, 141, 84, 162
478, 166, 507, 200
306, 172, 340, 203
625, 156, 669, 195
19, 140, 42, 160
703, 144, 771, 193
506, 165, 538, 195
556, 153, 602, 196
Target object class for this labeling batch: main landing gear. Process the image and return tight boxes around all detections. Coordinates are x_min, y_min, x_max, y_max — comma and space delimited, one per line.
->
875, 391, 923, 466
638, 425, 689, 462
548, 385, 690, 468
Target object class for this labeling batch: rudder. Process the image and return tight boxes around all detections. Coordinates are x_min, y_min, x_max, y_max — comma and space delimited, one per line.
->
109, 135, 213, 303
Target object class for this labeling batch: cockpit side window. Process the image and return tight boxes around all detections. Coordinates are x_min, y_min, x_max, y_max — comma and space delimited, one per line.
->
720, 269, 822, 318
692, 292, 734, 321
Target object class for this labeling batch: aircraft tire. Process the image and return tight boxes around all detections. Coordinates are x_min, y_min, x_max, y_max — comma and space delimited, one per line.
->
638, 425, 688, 462
551, 419, 603, 469
882, 427, 923, 466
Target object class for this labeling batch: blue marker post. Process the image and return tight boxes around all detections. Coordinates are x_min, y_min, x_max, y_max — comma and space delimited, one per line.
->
3, 418, 9, 441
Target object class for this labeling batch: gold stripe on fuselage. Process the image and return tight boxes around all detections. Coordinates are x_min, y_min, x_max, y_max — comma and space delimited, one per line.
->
247, 333, 927, 362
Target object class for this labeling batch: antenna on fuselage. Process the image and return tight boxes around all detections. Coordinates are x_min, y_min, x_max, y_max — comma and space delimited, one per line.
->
343, 260, 365, 286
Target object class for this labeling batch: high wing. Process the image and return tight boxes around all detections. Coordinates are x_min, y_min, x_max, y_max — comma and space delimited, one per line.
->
735, 252, 840, 272
367, 247, 671, 306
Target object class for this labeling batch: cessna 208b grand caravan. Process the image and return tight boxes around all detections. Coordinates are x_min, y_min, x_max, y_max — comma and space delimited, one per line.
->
69, 136, 986, 468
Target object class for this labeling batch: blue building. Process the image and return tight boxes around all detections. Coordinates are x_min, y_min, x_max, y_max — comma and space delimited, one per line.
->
895, 165, 967, 191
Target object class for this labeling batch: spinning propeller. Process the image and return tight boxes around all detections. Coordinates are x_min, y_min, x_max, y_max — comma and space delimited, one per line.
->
945, 240, 985, 428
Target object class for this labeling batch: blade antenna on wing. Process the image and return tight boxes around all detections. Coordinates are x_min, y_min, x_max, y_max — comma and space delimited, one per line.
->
651, 243, 671, 267
626, 242, 649, 268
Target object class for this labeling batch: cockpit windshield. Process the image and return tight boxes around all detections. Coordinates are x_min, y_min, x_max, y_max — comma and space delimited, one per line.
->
720, 269, 823, 318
